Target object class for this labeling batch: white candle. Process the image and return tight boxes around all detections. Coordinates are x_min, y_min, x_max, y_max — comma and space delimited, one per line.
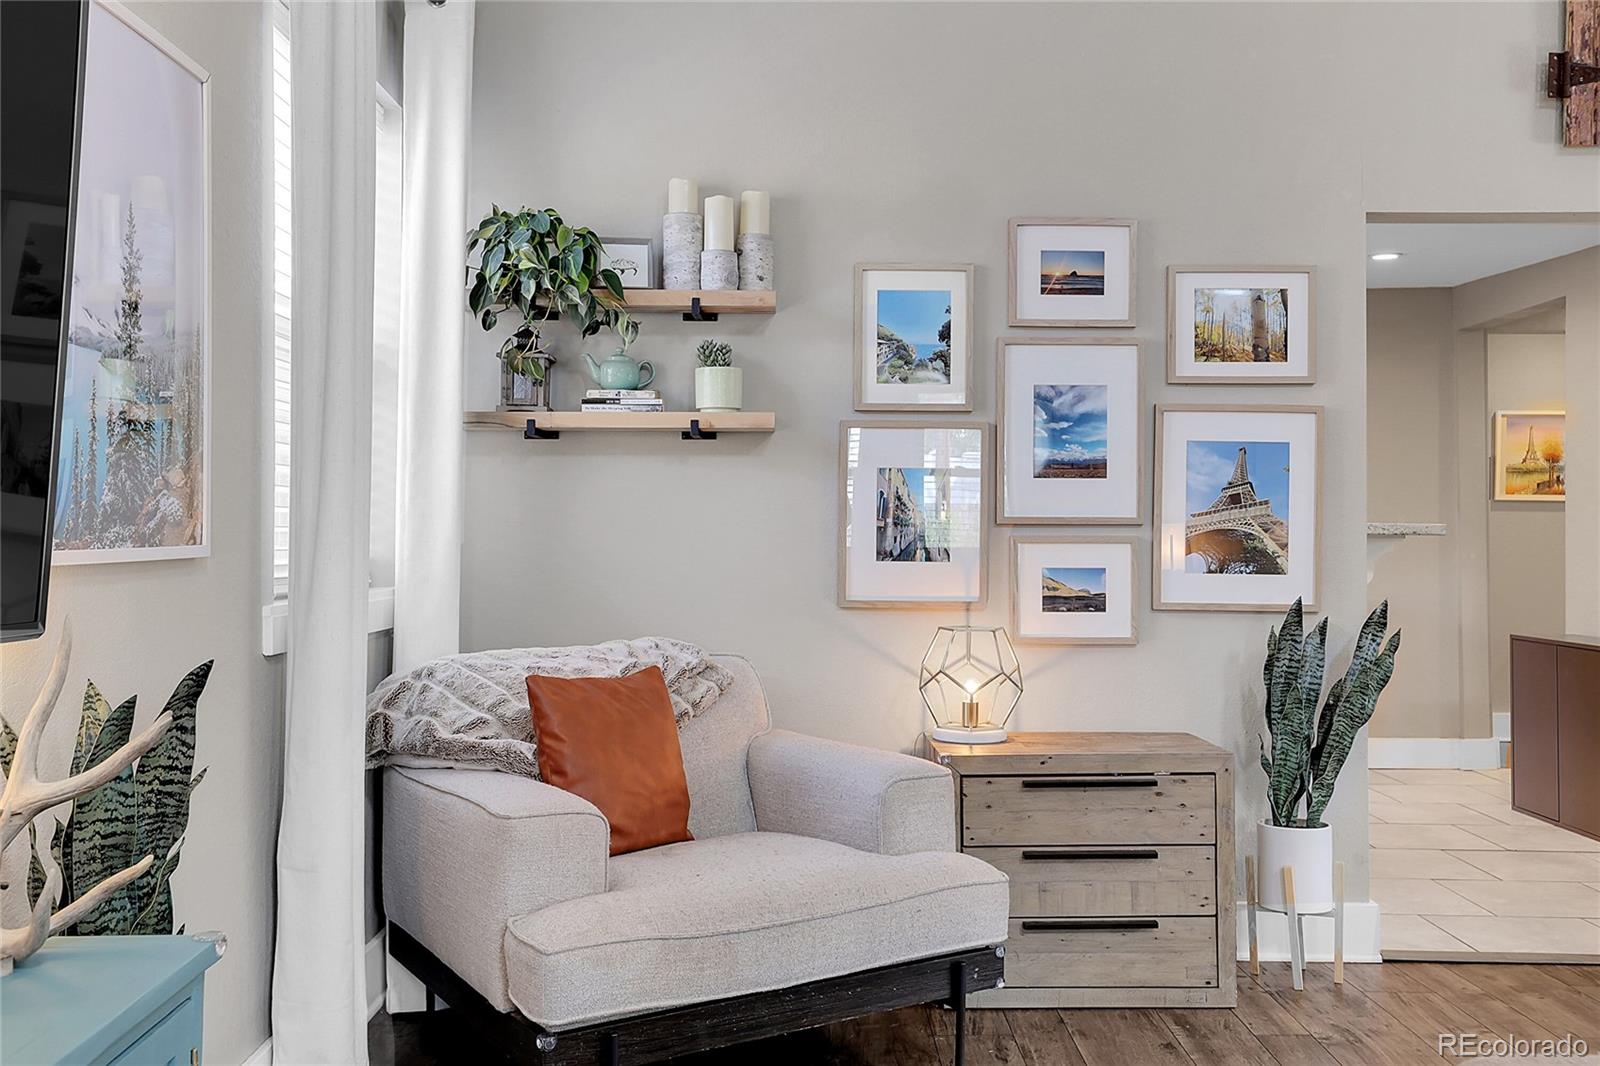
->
667, 177, 698, 215
704, 195, 737, 251
738, 190, 770, 235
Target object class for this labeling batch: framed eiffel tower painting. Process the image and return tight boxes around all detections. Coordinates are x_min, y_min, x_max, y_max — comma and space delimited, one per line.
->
1493, 411, 1566, 502
1153, 405, 1322, 612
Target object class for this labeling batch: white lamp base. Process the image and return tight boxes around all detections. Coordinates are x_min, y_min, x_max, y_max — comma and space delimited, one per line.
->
932, 725, 1009, 745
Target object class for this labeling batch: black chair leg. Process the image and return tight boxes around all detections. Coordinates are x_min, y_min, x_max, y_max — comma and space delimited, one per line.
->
950, 960, 968, 1066
425, 989, 436, 1013
601, 1031, 620, 1066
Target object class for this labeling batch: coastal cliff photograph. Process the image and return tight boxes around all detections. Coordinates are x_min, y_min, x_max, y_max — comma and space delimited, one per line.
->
875, 288, 951, 384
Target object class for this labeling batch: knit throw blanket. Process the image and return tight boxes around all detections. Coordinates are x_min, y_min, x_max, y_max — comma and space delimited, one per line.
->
364, 637, 733, 779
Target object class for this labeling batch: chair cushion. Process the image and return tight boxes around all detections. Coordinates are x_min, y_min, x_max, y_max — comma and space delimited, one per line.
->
502, 831, 1009, 1029
526, 666, 692, 856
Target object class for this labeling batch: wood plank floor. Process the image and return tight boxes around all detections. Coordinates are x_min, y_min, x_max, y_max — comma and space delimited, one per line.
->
371, 962, 1600, 1066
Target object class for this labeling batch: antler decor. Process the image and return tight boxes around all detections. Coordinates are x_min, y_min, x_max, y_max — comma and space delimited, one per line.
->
0, 624, 173, 974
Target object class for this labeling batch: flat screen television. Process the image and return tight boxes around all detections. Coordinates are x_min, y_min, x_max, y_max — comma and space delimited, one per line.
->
1, 1, 88, 642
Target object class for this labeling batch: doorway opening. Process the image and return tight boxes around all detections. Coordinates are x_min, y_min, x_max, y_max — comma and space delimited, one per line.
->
1365, 214, 1600, 961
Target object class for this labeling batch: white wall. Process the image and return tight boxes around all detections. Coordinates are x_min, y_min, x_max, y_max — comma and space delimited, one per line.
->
1367, 277, 1584, 741
458, 1, 1600, 904
1486, 333, 1566, 717
0, 4, 276, 1062
1454, 248, 1600, 639
1366, 289, 1458, 738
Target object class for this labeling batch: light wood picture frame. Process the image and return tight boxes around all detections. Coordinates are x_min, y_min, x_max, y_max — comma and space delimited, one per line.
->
1167, 266, 1316, 384
853, 263, 975, 411
1492, 409, 1566, 501
995, 337, 1142, 525
1153, 404, 1323, 612
52, 0, 213, 565
1011, 535, 1139, 645
838, 420, 990, 608
1008, 217, 1136, 328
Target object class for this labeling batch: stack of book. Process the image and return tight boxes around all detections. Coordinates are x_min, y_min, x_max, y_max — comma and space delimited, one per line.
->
580, 389, 664, 413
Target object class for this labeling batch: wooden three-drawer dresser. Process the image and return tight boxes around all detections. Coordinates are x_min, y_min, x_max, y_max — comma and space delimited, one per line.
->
927, 732, 1236, 1008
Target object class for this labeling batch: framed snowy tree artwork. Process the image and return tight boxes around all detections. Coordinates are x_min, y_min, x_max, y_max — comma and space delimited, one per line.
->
52, 2, 210, 564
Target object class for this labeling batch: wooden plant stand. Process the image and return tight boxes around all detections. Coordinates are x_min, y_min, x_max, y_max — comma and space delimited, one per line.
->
1245, 856, 1346, 991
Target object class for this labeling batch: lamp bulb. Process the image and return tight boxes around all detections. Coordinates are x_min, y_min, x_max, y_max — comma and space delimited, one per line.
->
964, 679, 978, 694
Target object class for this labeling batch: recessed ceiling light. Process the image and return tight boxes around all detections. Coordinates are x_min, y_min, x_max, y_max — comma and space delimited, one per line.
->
1370, 252, 1402, 262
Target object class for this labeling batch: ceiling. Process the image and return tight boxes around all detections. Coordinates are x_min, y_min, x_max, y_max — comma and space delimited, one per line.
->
1366, 222, 1600, 288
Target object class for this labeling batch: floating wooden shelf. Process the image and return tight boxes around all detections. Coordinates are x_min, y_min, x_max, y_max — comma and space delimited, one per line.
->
619, 290, 776, 315
463, 410, 775, 434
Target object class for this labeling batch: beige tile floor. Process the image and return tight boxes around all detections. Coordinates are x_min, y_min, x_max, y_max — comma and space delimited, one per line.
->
1370, 767, 1600, 956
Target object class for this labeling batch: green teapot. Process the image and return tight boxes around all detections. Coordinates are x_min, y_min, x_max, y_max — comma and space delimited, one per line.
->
582, 347, 655, 391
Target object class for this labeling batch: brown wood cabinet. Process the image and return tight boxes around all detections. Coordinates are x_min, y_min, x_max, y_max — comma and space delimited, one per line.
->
926, 732, 1236, 1008
1511, 633, 1600, 841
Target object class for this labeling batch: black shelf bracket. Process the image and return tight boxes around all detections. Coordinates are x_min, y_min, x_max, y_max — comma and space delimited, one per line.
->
523, 418, 560, 440
1548, 51, 1600, 99
681, 418, 718, 441
682, 296, 719, 323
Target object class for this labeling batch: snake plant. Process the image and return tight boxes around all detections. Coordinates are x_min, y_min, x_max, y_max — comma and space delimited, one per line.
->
1259, 600, 1400, 828
1, 662, 211, 934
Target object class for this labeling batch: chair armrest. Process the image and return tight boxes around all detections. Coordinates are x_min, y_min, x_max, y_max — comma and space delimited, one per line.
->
746, 730, 956, 855
382, 766, 609, 1011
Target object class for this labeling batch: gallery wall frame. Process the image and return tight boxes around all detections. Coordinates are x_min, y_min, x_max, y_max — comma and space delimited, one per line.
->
994, 337, 1142, 526
1492, 409, 1566, 502
837, 420, 991, 609
853, 263, 976, 412
1010, 535, 1140, 646
1008, 217, 1136, 328
1152, 404, 1323, 613
1167, 266, 1316, 384
52, 0, 212, 565
597, 235, 659, 290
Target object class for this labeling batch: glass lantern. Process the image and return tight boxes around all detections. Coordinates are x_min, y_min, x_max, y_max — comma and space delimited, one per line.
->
919, 625, 1023, 744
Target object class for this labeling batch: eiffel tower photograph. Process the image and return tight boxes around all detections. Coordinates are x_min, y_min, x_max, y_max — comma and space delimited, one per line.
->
1184, 440, 1291, 575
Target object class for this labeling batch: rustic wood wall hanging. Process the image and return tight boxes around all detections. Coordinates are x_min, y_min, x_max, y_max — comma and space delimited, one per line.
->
1549, 0, 1599, 146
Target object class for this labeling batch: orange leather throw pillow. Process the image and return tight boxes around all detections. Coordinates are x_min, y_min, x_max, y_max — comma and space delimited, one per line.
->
525, 666, 693, 856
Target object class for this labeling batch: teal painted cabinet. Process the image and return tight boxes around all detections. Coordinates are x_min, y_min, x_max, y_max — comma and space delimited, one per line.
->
1, 934, 224, 1066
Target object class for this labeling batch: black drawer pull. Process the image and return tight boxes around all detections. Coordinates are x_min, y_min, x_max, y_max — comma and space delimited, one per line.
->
1020, 776, 1159, 789
1020, 849, 1159, 862
1021, 919, 1161, 932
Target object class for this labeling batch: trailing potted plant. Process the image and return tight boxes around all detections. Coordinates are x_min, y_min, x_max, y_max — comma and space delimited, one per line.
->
465, 206, 639, 411
694, 339, 742, 412
1256, 599, 1399, 914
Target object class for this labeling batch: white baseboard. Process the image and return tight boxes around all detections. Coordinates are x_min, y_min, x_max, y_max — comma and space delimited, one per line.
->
366, 929, 387, 1019
1492, 712, 1510, 742
242, 1038, 272, 1066
1236, 901, 1383, 963
1369, 737, 1501, 770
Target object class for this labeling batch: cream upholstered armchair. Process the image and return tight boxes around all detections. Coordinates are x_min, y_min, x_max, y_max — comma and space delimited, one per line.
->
382, 655, 1009, 1065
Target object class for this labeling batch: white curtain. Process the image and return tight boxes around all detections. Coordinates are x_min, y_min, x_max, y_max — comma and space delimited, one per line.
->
393, 0, 475, 674
273, 1, 376, 1062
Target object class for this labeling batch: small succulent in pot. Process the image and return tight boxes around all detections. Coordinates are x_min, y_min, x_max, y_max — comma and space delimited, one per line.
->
693, 339, 742, 412
695, 340, 733, 368
465, 206, 639, 401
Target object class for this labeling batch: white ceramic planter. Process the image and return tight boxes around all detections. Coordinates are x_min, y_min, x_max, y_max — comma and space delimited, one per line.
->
695, 367, 743, 412
1256, 820, 1334, 914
